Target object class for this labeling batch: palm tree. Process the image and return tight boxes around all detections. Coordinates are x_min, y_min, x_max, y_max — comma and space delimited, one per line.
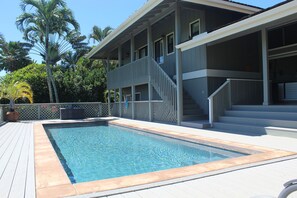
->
16, 0, 79, 103
88, 26, 113, 44
0, 81, 33, 111
0, 41, 32, 72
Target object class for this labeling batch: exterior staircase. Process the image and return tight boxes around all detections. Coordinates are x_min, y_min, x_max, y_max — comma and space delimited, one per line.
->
181, 91, 210, 129
213, 105, 297, 138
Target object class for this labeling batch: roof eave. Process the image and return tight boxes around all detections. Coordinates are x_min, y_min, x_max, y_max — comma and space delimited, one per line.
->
176, 1, 297, 52
85, 0, 164, 59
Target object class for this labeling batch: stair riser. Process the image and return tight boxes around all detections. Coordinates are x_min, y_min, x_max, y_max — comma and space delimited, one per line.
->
225, 111, 297, 121
219, 117, 297, 128
265, 128, 297, 139
232, 105, 297, 112
213, 123, 266, 135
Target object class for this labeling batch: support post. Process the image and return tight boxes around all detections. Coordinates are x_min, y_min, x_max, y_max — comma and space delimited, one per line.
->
175, 1, 183, 125
262, 29, 270, 106
118, 46, 122, 67
131, 35, 135, 63
108, 90, 111, 116
132, 86, 135, 119
119, 88, 122, 117
147, 24, 153, 121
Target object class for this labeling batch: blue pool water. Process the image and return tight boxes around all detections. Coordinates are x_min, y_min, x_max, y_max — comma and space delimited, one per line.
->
45, 123, 246, 183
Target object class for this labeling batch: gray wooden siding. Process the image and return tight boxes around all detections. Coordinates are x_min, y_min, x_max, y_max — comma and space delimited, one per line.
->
134, 30, 147, 52
205, 7, 246, 32
121, 40, 131, 66
207, 32, 261, 72
183, 77, 209, 114
152, 13, 176, 78
182, 45, 207, 73
0, 122, 35, 198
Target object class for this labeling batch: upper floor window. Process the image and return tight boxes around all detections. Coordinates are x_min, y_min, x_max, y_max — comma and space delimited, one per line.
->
190, 19, 200, 38
154, 38, 164, 64
139, 46, 147, 59
166, 33, 174, 55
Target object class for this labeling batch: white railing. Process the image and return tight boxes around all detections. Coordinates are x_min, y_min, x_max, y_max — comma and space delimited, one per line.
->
1, 102, 109, 121
208, 79, 263, 126
150, 58, 177, 119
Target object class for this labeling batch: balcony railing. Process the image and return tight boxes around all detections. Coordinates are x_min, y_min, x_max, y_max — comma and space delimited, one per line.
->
107, 57, 149, 89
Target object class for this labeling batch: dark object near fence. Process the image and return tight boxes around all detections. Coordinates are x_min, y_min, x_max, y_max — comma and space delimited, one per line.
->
60, 108, 85, 120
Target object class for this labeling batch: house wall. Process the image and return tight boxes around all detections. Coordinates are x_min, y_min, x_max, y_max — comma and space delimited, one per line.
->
207, 32, 261, 72
152, 13, 176, 77
183, 77, 209, 114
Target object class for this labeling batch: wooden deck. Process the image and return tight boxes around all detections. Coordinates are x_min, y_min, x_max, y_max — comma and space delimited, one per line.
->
0, 122, 35, 198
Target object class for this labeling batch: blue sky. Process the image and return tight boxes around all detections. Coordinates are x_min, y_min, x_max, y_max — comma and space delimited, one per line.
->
0, 0, 284, 67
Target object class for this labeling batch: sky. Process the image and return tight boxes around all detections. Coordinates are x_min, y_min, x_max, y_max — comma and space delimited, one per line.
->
0, 0, 285, 75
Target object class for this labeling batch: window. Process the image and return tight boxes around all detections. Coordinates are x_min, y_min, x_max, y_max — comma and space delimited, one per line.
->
166, 33, 174, 55
190, 19, 200, 38
135, 92, 141, 101
134, 51, 138, 61
154, 39, 164, 64
138, 46, 147, 59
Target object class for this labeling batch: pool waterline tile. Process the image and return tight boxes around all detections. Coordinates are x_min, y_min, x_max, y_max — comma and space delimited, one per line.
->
34, 120, 296, 197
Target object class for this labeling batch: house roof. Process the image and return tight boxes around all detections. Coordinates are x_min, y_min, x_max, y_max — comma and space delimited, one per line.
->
176, 0, 296, 52
86, 0, 261, 59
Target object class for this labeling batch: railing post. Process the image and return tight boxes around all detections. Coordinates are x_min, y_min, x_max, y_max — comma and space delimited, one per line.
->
148, 23, 153, 122
119, 88, 122, 117
228, 79, 232, 108
132, 85, 135, 119
208, 98, 213, 127
108, 90, 111, 116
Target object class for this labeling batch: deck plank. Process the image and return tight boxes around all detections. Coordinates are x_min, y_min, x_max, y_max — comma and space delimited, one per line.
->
9, 124, 32, 198
0, 124, 22, 176
0, 124, 26, 197
25, 124, 36, 198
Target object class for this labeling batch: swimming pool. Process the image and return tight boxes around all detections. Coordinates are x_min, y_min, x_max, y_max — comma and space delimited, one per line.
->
45, 122, 247, 183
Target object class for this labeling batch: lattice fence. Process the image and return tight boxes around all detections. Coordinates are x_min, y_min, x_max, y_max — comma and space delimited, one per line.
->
0, 101, 176, 123
152, 101, 177, 123
1, 102, 105, 121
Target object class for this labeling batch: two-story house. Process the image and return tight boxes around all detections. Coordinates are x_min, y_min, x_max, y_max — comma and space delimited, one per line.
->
87, 0, 297, 136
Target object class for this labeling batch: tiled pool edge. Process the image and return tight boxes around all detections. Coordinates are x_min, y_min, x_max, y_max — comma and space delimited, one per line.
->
34, 121, 296, 197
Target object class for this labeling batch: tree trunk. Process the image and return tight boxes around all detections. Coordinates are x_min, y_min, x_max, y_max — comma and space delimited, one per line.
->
45, 25, 54, 103
49, 66, 59, 103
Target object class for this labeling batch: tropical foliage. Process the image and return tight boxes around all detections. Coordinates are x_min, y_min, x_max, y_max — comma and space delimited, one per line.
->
16, 0, 80, 103
0, 80, 33, 111
89, 26, 113, 43
0, 40, 32, 72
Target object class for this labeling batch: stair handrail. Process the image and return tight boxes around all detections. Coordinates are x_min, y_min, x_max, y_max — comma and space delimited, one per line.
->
208, 78, 263, 126
149, 58, 177, 118
208, 79, 231, 126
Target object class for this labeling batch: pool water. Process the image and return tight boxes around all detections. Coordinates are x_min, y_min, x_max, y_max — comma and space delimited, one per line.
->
45, 123, 246, 183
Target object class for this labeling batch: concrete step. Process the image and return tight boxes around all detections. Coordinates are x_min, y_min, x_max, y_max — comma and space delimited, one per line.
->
181, 120, 210, 129
213, 122, 267, 135
232, 105, 297, 112
184, 108, 203, 115
225, 110, 297, 121
213, 122, 297, 138
265, 126, 297, 138
183, 114, 206, 121
219, 116, 297, 129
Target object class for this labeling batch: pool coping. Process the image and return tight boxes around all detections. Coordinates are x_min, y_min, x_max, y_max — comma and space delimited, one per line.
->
34, 119, 296, 197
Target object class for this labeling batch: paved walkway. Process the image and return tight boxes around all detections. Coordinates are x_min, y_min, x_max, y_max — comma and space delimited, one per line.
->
0, 122, 35, 198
